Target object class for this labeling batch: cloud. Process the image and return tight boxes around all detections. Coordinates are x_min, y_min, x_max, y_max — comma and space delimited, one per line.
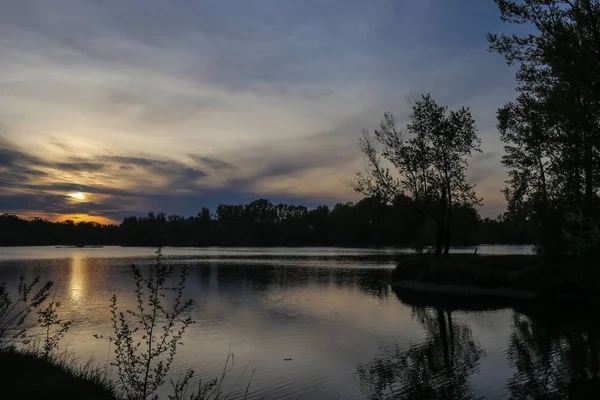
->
468, 151, 500, 184
0, 137, 355, 220
0, 146, 52, 187
101, 155, 208, 187
472, 151, 497, 164
0, 146, 38, 167
0, 0, 518, 219
0, 193, 124, 216
189, 155, 237, 172
1, 155, 206, 194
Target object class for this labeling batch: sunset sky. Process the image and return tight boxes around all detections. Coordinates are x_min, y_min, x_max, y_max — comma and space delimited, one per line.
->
0, 0, 517, 224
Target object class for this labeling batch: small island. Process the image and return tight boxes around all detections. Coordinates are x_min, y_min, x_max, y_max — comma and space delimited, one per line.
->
390, 254, 600, 303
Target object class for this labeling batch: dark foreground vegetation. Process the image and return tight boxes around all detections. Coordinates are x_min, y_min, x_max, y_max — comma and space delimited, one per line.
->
0, 348, 118, 400
0, 197, 529, 247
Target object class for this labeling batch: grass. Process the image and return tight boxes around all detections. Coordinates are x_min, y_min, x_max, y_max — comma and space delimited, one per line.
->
391, 254, 600, 300
0, 347, 119, 400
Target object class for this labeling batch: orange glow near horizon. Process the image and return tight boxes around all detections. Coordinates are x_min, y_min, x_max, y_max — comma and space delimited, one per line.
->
17, 212, 119, 226
54, 214, 119, 225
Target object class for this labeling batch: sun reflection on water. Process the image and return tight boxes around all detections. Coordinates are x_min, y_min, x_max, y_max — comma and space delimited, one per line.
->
69, 254, 87, 303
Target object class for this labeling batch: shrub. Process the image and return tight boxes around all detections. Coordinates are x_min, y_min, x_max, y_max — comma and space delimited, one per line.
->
108, 247, 195, 400
0, 276, 54, 348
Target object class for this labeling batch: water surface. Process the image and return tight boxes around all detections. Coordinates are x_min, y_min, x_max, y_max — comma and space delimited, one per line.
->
1, 245, 595, 399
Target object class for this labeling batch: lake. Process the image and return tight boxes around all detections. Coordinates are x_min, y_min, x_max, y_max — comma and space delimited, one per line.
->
1, 245, 597, 399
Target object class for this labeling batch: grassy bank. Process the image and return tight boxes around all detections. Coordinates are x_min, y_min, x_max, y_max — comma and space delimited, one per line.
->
391, 254, 600, 301
0, 348, 118, 400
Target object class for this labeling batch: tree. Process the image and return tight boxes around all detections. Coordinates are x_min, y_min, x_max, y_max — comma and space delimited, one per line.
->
489, 0, 600, 255
353, 94, 481, 257
4, 196, 520, 248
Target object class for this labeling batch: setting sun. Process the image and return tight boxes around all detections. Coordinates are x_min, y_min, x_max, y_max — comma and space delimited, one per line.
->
69, 192, 85, 200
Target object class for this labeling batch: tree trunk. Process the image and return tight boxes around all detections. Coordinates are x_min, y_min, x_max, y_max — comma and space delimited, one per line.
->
434, 225, 443, 258
584, 139, 593, 217
443, 228, 451, 257
443, 184, 451, 258
444, 189, 452, 257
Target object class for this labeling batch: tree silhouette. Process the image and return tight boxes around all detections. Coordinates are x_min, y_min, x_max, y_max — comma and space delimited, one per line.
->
489, 0, 600, 256
0, 195, 529, 247
353, 94, 482, 257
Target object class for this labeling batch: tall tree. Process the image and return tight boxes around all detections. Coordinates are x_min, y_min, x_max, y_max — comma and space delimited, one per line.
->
353, 94, 481, 257
489, 0, 600, 255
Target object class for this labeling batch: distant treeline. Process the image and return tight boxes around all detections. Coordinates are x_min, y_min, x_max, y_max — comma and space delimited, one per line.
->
0, 196, 531, 247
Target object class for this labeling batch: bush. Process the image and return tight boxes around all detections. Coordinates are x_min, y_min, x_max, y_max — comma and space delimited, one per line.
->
107, 247, 195, 400
0, 277, 54, 347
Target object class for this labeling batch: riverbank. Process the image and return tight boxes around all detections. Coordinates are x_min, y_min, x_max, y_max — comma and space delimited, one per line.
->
390, 255, 600, 302
0, 348, 118, 400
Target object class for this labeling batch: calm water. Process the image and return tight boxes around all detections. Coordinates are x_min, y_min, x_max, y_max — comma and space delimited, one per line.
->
1, 245, 596, 399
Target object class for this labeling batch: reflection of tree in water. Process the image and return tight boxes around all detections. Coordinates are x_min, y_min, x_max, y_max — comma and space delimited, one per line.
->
507, 311, 600, 399
357, 306, 484, 399
192, 264, 391, 300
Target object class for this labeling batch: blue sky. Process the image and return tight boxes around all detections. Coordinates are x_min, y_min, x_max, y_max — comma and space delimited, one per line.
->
0, 0, 517, 223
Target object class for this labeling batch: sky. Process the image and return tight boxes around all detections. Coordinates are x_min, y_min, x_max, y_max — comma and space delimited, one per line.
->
0, 0, 518, 224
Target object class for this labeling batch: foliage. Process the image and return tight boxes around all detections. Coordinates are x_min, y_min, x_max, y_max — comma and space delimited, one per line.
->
392, 255, 530, 288
105, 247, 254, 399
489, 0, 600, 256
562, 208, 600, 257
108, 247, 195, 400
0, 275, 72, 359
0, 214, 119, 246
412, 218, 437, 255
37, 289, 73, 358
353, 94, 482, 256
1, 196, 530, 248
0, 276, 54, 347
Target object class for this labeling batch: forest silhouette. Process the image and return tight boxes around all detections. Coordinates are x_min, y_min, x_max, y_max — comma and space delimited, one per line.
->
0, 197, 528, 247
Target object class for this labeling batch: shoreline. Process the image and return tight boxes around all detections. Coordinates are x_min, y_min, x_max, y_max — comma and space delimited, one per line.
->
390, 280, 537, 300
391, 254, 600, 303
